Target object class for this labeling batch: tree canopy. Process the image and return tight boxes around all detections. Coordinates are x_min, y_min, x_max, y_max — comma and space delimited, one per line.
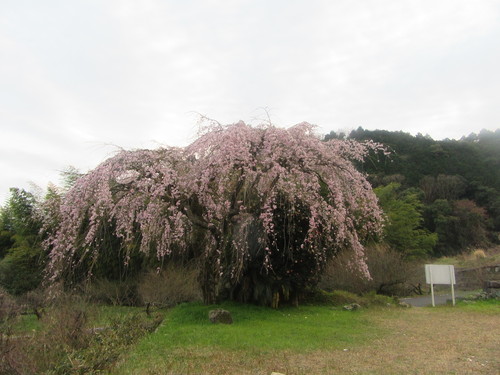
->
0, 188, 45, 294
45, 122, 385, 306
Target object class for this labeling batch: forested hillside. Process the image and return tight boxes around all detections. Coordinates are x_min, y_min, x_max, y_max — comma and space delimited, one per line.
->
325, 128, 500, 257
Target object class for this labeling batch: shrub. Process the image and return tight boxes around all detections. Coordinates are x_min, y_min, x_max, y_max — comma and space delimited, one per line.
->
1, 334, 35, 375
0, 287, 20, 323
137, 263, 202, 307
0, 244, 45, 295
319, 244, 423, 296
302, 288, 397, 307
302, 288, 362, 306
0, 288, 30, 375
84, 278, 140, 306
41, 313, 163, 375
1, 291, 163, 374
472, 249, 487, 259
41, 295, 91, 349
361, 290, 399, 306
15, 288, 48, 320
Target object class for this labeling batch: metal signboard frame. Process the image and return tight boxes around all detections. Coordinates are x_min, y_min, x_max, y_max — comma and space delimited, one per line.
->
425, 264, 456, 307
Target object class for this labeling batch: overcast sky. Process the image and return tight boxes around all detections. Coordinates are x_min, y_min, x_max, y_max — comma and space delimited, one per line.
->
1, 0, 500, 204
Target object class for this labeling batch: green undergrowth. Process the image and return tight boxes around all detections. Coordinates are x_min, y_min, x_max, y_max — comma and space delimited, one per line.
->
113, 301, 386, 374
11, 304, 145, 334
424, 297, 500, 315
92, 304, 147, 326
2, 303, 163, 374
12, 313, 41, 333
303, 288, 398, 307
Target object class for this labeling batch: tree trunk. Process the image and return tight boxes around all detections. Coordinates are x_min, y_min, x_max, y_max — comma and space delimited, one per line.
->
201, 259, 217, 305
271, 292, 280, 309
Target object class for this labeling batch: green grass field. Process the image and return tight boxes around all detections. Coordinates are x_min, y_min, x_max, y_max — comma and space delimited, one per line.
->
112, 302, 384, 374
162, 302, 381, 350
112, 299, 499, 374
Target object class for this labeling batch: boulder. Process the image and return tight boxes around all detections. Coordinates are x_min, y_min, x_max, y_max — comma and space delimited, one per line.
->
208, 309, 233, 324
343, 303, 361, 311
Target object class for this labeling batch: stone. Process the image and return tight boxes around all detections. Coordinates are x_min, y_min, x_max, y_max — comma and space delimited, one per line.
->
483, 280, 500, 289
343, 303, 361, 311
208, 309, 233, 324
398, 301, 412, 308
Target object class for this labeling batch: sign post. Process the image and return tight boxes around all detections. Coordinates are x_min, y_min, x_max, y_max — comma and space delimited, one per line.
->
425, 264, 456, 307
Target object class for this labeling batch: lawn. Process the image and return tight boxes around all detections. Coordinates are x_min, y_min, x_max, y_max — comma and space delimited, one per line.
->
112, 300, 500, 374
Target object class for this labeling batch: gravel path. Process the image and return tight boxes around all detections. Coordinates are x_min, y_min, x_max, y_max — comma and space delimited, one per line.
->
401, 291, 472, 307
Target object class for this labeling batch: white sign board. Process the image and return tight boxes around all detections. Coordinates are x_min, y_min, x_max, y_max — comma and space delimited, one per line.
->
425, 264, 456, 307
425, 264, 456, 285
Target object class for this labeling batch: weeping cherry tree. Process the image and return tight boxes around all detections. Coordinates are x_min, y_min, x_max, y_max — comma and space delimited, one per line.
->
45, 121, 385, 306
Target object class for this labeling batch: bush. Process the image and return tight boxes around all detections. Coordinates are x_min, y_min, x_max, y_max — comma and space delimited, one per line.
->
0, 244, 45, 295
302, 288, 362, 306
361, 290, 399, 306
472, 248, 487, 259
302, 288, 397, 307
19, 289, 47, 319
0, 292, 40, 375
41, 295, 92, 349
137, 263, 202, 307
84, 278, 140, 306
319, 244, 423, 296
40, 313, 163, 375
1, 291, 163, 375
0, 287, 20, 323
1, 333, 35, 375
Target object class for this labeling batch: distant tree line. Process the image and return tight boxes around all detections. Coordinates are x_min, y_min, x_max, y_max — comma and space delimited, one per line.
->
326, 127, 500, 257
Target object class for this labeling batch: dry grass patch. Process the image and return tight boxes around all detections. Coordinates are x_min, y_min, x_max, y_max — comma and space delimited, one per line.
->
346, 307, 500, 374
